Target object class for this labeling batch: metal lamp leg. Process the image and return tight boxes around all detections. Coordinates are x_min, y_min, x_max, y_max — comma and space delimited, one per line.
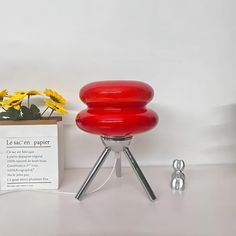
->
75, 147, 111, 200
123, 147, 157, 201
115, 152, 122, 177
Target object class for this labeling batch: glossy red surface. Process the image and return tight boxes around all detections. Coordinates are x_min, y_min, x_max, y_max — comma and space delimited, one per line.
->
76, 80, 158, 136
80, 80, 154, 107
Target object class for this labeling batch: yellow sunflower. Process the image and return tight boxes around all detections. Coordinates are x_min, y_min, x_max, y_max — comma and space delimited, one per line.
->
3, 94, 26, 110
0, 89, 8, 101
44, 89, 67, 105
15, 90, 41, 96
14, 91, 27, 96
44, 99, 68, 115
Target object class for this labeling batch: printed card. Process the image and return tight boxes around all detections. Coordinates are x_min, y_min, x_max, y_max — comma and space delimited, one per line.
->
0, 124, 59, 190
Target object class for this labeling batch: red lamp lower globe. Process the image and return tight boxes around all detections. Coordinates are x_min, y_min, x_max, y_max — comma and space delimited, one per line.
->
76, 108, 158, 136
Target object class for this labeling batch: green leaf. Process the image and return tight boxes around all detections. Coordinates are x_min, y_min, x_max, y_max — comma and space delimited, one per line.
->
21, 105, 41, 120
30, 104, 41, 119
0, 106, 41, 120
0, 111, 8, 120
0, 108, 20, 120
8, 108, 21, 120
21, 106, 33, 120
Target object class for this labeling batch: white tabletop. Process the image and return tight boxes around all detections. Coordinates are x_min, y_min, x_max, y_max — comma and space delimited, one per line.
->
0, 165, 235, 236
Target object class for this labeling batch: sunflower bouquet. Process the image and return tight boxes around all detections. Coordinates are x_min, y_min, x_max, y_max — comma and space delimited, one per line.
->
0, 89, 68, 120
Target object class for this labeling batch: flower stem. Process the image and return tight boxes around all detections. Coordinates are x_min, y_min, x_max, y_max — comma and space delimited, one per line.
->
41, 106, 49, 116
48, 109, 54, 119
28, 95, 30, 108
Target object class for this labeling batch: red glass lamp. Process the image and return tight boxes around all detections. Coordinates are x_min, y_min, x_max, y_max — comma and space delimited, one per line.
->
75, 81, 159, 201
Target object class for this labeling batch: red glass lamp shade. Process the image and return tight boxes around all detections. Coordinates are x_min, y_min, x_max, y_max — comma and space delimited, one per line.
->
76, 81, 158, 137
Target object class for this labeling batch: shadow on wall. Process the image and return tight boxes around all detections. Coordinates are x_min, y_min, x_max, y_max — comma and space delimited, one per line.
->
131, 104, 206, 166
202, 103, 236, 164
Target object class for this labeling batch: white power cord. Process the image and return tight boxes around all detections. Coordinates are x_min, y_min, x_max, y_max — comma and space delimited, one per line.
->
0, 155, 118, 197
87, 156, 117, 194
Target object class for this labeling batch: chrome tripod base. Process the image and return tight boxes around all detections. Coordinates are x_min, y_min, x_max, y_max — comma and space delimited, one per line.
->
75, 136, 157, 201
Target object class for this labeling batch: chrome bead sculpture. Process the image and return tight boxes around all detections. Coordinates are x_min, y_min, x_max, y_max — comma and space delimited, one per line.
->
171, 159, 185, 191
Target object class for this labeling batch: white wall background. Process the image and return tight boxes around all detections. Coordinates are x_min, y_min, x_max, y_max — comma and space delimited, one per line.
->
0, 0, 235, 167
